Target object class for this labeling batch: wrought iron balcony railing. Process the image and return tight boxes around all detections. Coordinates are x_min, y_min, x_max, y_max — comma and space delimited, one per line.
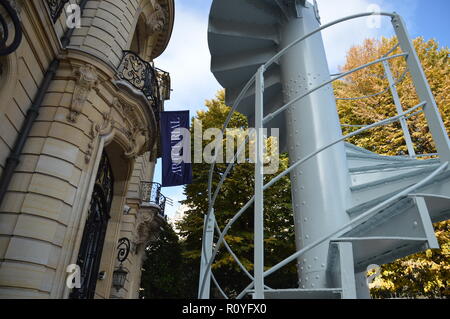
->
155, 68, 171, 101
117, 51, 171, 116
140, 181, 167, 218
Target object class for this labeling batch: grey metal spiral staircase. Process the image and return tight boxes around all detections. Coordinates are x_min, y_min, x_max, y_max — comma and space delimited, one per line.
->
199, 0, 450, 299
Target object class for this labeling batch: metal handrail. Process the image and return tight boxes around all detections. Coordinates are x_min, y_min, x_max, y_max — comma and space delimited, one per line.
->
263, 53, 408, 124
200, 13, 406, 298
155, 67, 171, 101
235, 161, 448, 298
140, 181, 167, 217
200, 11, 447, 299
200, 52, 412, 296
264, 12, 395, 70
208, 52, 409, 216
215, 55, 409, 218
206, 12, 399, 205
199, 102, 427, 297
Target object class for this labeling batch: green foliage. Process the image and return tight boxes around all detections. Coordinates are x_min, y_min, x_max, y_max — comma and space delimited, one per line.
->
177, 91, 297, 298
139, 223, 187, 299
335, 36, 450, 298
140, 37, 449, 299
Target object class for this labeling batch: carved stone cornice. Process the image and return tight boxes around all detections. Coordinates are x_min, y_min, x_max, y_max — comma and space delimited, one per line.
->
86, 107, 115, 163
148, 2, 167, 32
147, 0, 174, 60
113, 97, 150, 159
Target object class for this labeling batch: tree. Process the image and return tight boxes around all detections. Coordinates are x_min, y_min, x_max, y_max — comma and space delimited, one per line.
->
139, 222, 186, 299
177, 91, 297, 298
335, 36, 450, 298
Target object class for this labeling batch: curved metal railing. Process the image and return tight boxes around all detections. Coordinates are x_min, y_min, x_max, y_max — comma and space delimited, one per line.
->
199, 11, 449, 299
118, 51, 165, 117
140, 181, 167, 217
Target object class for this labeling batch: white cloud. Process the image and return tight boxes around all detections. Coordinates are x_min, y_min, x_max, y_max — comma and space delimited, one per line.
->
154, 0, 419, 218
155, 1, 222, 117
169, 204, 190, 232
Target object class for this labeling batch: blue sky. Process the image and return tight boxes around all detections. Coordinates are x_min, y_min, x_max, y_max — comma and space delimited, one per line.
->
154, 0, 450, 219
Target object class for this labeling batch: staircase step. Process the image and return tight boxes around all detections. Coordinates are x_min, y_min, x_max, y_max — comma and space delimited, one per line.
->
345, 143, 379, 156
211, 46, 277, 74
346, 153, 420, 170
210, 0, 281, 32
263, 288, 342, 299
350, 166, 438, 208
349, 161, 440, 187
349, 159, 439, 174
340, 195, 441, 272
209, 17, 279, 44
243, 0, 283, 20
408, 170, 450, 223
332, 237, 429, 273
347, 197, 432, 238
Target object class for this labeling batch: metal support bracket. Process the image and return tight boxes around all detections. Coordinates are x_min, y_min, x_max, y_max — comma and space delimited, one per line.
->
392, 14, 450, 163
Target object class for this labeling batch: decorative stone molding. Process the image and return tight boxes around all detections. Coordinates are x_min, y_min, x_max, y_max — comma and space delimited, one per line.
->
86, 107, 115, 163
68, 64, 98, 123
131, 207, 162, 252
91, 107, 115, 138
148, 2, 167, 32
113, 98, 150, 159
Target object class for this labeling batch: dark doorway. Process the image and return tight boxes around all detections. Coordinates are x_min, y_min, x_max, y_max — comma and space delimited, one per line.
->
70, 153, 114, 299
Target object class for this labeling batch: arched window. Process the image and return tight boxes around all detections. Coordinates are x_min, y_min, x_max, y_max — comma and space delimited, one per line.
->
70, 153, 114, 299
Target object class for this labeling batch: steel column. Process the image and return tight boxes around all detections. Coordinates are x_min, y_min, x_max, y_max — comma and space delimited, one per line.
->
279, 2, 351, 289
253, 66, 265, 299
392, 14, 450, 162
335, 242, 357, 299
198, 211, 215, 299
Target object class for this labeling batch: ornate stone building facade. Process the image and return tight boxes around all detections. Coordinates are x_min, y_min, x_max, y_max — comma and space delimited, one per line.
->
0, 0, 174, 299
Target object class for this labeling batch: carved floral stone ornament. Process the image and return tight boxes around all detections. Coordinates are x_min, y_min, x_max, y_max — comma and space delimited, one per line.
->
113, 98, 150, 159
86, 107, 115, 163
148, 2, 167, 32
68, 64, 98, 123
131, 209, 158, 251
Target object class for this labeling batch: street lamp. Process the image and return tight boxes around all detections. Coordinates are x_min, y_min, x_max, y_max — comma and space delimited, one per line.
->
112, 237, 131, 292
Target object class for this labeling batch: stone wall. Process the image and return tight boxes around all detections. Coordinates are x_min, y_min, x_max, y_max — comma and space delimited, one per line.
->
0, 0, 173, 299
